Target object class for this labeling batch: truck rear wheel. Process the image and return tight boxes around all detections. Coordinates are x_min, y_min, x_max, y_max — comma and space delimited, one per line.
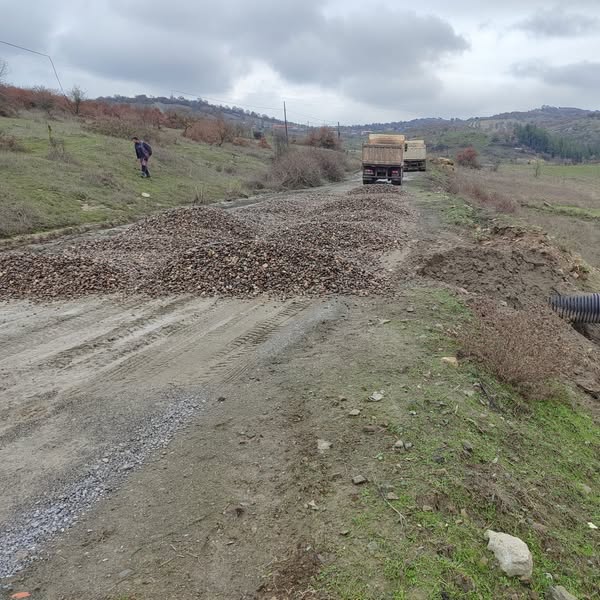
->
363, 178, 374, 185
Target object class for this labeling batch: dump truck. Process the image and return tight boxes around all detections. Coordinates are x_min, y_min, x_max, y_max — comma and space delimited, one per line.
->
362, 133, 405, 185
404, 139, 427, 172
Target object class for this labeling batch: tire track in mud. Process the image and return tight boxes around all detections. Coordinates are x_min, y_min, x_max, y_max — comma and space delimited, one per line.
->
0, 294, 341, 579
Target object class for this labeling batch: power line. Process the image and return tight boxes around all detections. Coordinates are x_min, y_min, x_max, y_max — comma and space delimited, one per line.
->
0, 39, 66, 95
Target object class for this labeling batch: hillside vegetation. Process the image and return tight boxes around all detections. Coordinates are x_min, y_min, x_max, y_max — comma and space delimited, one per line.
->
0, 112, 271, 238
0, 87, 355, 239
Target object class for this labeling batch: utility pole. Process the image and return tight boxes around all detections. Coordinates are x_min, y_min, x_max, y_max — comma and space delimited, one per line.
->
283, 101, 289, 146
337, 121, 341, 142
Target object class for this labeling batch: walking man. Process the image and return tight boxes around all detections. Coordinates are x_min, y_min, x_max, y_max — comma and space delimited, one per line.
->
132, 136, 152, 178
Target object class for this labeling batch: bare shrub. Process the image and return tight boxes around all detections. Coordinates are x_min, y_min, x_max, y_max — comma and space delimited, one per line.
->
267, 147, 349, 190
304, 126, 340, 150
84, 117, 156, 142
460, 299, 579, 400
0, 201, 43, 237
456, 147, 481, 169
273, 131, 288, 158
258, 136, 271, 150
47, 139, 77, 163
31, 86, 56, 114
0, 131, 25, 152
270, 150, 322, 189
69, 85, 86, 115
224, 164, 236, 174
311, 147, 345, 181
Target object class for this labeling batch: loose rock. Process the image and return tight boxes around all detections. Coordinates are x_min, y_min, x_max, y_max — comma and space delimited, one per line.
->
441, 356, 459, 367
348, 409, 361, 417
352, 475, 367, 485
368, 390, 385, 402
462, 440, 474, 453
484, 530, 533, 580
547, 586, 578, 600
317, 439, 333, 452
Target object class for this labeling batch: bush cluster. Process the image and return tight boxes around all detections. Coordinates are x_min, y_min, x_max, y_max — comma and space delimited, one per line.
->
268, 147, 349, 190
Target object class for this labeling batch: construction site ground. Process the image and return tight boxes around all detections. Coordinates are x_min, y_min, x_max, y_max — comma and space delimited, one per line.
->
1, 175, 598, 600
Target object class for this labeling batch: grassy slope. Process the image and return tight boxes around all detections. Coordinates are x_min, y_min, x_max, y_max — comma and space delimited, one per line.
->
314, 288, 599, 599
0, 112, 271, 236
298, 181, 599, 598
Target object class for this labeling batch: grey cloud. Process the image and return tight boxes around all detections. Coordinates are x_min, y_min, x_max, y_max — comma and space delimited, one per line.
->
512, 59, 600, 88
515, 8, 598, 37
50, 1, 467, 108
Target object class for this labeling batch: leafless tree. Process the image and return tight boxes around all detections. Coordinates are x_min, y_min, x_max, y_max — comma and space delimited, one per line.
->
0, 59, 8, 84
70, 84, 86, 115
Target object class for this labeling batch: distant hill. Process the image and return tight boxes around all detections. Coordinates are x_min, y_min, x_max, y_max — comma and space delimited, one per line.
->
99, 96, 600, 161
95, 94, 291, 132
471, 105, 600, 149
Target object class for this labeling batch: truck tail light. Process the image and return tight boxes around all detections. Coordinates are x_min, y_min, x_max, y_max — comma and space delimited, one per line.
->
391, 169, 399, 175
364, 168, 374, 175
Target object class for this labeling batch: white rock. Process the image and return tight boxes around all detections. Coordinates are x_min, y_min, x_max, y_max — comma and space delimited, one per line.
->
484, 530, 533, 580
317, 439, 333, 452
368, 390, 385, 402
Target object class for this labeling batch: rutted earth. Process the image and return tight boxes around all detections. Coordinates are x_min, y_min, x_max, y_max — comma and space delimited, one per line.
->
0, 178, 598, 599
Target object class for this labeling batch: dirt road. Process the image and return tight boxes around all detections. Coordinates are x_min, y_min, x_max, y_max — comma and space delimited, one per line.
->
0, 292, 344, 576
0, 179, 417, 581
2, 177, 598, 600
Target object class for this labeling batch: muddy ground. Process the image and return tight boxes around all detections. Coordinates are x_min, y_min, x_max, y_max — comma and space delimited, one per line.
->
1, 175, 598, 599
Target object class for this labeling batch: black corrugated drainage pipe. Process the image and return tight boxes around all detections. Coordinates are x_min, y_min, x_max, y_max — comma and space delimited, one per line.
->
549, 293, 600, 323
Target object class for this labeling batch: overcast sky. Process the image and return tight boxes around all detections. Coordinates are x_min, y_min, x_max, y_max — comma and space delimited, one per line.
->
1, 0, 599, 124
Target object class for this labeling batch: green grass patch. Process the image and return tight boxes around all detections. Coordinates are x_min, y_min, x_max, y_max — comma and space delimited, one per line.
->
312, 287, 600, 599
0, 113, 271, 237
535, 203, 600, 221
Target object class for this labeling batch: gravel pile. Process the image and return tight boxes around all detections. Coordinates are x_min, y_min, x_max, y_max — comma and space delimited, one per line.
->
127, 205, 252, 240
149, 239, 384, 297
0, 254, 129, 300
282, 221, 399, 254
347, 184, 404, 195
318, 195, 409, 222
0, 188, 409, 301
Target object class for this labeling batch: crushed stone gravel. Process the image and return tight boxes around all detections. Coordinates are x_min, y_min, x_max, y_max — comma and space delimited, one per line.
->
0, 186, 412, 301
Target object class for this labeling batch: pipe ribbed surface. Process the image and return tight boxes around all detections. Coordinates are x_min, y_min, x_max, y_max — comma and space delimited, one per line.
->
550, 293, 600, 323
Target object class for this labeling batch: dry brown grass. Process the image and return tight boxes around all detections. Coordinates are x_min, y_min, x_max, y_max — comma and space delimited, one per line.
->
460, 298, 587, 400
447, 170, 517, 213
0, 131, 25, 152
0, 201, 44, 238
